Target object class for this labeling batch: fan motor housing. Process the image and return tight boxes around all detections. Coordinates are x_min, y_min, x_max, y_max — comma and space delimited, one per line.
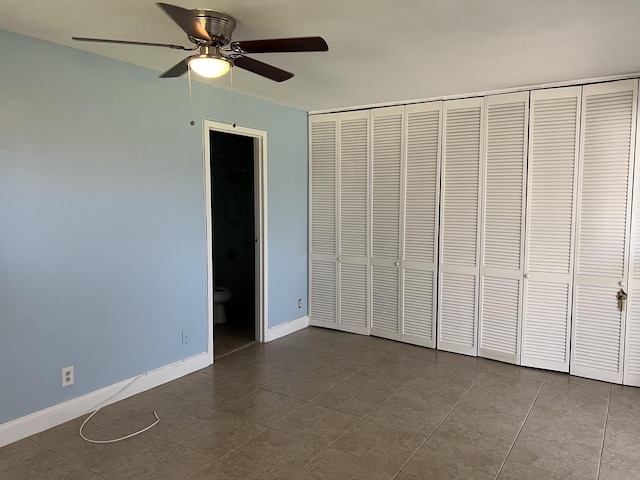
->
193, 9, 236, 46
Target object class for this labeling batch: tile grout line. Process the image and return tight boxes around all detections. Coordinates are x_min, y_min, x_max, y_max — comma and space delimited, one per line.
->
595, 383, 612, 480
492, 372, 549, 479
390, 364, 493, 479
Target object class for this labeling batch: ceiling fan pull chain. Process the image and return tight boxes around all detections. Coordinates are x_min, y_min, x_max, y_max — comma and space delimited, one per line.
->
188, 66, 195, 126
231, 67, 237, 128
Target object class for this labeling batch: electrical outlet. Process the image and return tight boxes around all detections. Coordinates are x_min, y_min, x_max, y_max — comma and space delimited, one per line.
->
182, 329, 190, 345
298, 298, 302, 309
62, 366, 74, 387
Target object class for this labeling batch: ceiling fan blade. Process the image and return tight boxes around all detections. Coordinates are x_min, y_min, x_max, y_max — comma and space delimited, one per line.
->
234, 56, 294, 82
72, 37, 190, 50
159, 58, 189, 78
232, 36, 328, 54
156, 3, 211, 42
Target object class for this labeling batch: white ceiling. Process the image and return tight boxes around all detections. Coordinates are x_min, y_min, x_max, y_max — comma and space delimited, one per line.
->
2, 0, 640, 112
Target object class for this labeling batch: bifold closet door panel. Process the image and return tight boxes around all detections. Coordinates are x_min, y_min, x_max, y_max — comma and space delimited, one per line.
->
478, 92, 529, 364
520, 87, 581, 372
438, 97, 484, 356
626, 82, 640, 387
401, 102, 442, 348
370, 106, 403, 340
337, 112, 370, 334
571, 79, 637, 384
309, 114, 338, 328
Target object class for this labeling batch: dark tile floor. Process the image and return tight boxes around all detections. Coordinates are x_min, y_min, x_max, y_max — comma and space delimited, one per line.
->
214, 320, 255, 357
1, 327, 639, 479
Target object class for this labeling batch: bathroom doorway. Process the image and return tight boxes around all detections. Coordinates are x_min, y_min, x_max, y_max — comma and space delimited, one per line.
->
204, 121, 267, 359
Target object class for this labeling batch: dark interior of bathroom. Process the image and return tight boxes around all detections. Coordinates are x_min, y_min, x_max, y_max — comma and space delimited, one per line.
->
210, 130, 256, 356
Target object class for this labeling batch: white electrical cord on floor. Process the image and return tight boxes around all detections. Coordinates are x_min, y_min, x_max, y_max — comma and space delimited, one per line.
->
79, 375, 160, 444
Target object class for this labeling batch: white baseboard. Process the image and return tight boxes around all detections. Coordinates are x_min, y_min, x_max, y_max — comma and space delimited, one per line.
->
265, 315, 309, 342
0, 352, 211, 448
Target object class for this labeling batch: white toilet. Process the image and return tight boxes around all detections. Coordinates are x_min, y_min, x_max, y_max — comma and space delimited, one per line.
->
214, 286, 232, 324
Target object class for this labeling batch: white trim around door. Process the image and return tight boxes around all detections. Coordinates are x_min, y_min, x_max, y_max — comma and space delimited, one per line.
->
203, 120, 269, 362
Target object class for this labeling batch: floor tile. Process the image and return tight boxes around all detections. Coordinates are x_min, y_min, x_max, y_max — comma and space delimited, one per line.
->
272, 404, 361, 446
608, 385, 640, 427
367, 389, 450, 435
285, 337, 345, 356
221, 389, 306, 426
431, 409, 521, 457
312, 374, 397, 416
403, 435, 502, 480
260, 346, 325, 371
497, 460, 564, 480
507, 420, 600, 479
263, 370, 340, 401
296, 357, 363, 382
172, 410, 266, 460
188, 460, 266, 479
292, 448, 398, 480
31, 412, 115, 450
99, 437, 213, 480
0, 450, 98, 480
101, 388, 181, 420
601, 419, 640, 471
330, 344, 388, 365
122, 395, 215, 438
223, 429, 326, 479
0, 439, 46, 472
598, 461, 640, 480
38, 418, 163, 473
331, 419, 425, 469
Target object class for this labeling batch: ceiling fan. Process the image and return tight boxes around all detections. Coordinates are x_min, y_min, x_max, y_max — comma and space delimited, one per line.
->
72, 2, 328, 82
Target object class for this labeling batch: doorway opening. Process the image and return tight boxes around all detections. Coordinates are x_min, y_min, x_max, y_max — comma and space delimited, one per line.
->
204, 121, 267, 360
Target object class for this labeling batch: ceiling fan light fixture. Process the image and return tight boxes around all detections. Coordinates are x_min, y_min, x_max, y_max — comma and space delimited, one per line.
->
188, 55, 231, 78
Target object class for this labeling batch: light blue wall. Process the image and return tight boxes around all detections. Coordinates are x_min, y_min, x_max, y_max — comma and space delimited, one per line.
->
0, 29, 308, 425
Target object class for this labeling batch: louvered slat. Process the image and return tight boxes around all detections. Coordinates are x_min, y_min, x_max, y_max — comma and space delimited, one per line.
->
442, 106, 481, 267
573, 285, 622, 373
483, 101, 526, 270
527, 96, 578, 274
372, 265, 399, 333
310, 120, 336, 255
340, 263, 368, 329
523, 282, 570, 365
340, 118, 368, 257
577, 90, 634, 278
481, 276, 520, 357
310, 260, 336, 325
372, 112, 402, 260
440, 272, 477, 349
403, 270, 434, 340
405, 109, 439, 263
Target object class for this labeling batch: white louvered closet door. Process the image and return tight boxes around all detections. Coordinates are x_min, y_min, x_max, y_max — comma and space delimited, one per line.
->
309, 114, 338, 328
571, 80, 638, 384
370, 106, 403, 340
478, 92, 529, 364
337, 111, 370, 335
521, 87, 581, 372
626, 83, 640, 386
438, 98, 484, 356
401, 102, 442, 348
